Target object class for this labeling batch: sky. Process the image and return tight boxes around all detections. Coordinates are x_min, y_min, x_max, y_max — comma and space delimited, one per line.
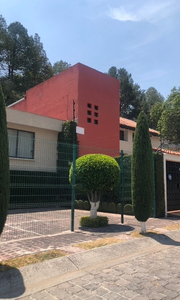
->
1, 0, 180, 100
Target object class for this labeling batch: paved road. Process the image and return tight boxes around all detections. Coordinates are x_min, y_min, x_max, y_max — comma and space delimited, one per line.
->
1, 230, 179, 300
1, 209, 180, 261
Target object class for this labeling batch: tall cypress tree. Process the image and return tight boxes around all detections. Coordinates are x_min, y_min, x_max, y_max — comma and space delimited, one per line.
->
0, 84, 10, 235
131, 111, 154, 233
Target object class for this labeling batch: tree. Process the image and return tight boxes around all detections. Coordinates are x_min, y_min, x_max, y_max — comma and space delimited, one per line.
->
52, 60, 71, 75
108, 66, 145, 120
143, 87, 164, 128
69, 154, 120, 218
158, 87, 180, 148
150, 102, 164, 130
131, 111, 154, 233
0, 16, 53, 105
0, 84, 10, 235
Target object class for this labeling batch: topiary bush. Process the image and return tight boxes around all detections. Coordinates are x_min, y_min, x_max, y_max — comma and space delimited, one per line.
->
75, 200, 78, 209
77, 200, 84, 210
124, 204, 133, 215
80, 216, 109, 228
101, 202, 109, 212
69, 154, 120, 218
83, 200, 90, 210
108, 202, 117, 213
132, 112, 154, 233
117, 203, 122, 214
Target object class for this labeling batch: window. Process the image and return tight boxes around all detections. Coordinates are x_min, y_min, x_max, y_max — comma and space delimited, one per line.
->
94, 120, 98, 125
87, 103, 92, 109
87, 110, 91, 115
120, 130, 124, 141
8, 129, 34, 159
94, 112, 98, 117
94, 105, 98, 111
132, 133, 135, 142
87, 118, 91, 123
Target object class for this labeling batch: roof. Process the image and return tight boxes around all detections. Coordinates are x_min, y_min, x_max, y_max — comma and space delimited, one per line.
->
153, 148, 180, 156
120, 117, 159, 137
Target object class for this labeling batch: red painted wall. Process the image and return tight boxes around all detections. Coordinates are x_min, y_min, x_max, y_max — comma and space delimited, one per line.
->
11, 63, 120, 156
77, 64, 120, 156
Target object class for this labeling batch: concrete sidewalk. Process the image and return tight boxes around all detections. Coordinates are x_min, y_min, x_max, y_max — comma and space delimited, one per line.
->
1, 229, 180, 299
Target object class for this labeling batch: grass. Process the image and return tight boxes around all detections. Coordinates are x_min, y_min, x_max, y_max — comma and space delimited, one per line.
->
163, 223, 180, 231
73, 236, 126, 250
0, 249, 66, 272
130, 230, 161, 238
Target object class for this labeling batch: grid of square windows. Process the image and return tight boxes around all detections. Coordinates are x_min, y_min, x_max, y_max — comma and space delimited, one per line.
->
87, 103, 99, 125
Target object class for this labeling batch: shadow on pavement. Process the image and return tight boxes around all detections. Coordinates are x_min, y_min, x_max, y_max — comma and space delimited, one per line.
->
148, 232, 180, 246
79, 224, 134, 233
0, 266, 25, 299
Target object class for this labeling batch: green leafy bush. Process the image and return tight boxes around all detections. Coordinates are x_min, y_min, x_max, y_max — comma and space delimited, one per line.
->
117, 203, 122, 213
80, 216, 108, 228
83, 200, 90, 210
75, 200, 78, 209
78, 200, 84, 210
108, 202, 117, 213
124, 204, 133, 215
102, 202, 109, 212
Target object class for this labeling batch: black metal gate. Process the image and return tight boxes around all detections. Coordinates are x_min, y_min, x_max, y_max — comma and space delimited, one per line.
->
166, 160, 180, 211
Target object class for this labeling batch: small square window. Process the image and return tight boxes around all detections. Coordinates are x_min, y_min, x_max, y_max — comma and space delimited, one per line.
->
94, 120, 98, 125
120, 130, 124, 141
94, 112, 98, 117
87, 118, 91, 123
87, 110, 91, 115
94, 105, 98, 111
87, 103, 92, 109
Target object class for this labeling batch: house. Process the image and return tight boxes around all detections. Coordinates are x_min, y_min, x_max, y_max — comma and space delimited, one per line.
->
120, 117, 160, 155
7, 107, 63, 172
8, 63, 120, 157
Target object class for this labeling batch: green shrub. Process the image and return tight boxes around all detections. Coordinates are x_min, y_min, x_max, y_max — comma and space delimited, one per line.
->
75, 200, 78, 209
83, 200, 90, 210
117, 203, 122, 214
124, 204, 133, 215
108, 202, 117, 213
0, 85, 10, 235
132, 112, 154, 222
102, 202, 109, 212
80, 216, 108, 228
77, 200, 84, 210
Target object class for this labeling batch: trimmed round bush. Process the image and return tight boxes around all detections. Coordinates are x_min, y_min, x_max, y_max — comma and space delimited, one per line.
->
80, 216, 108, 228
108, 202, 117, 213
117, 203, 122, 214
124, 204, 133, 215
102, 202, 109, 212
83, 200, 90, 210
75, 200, 78, 209
76, 200, 84, 209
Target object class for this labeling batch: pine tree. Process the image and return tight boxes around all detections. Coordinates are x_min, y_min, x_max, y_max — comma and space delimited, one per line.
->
131, 111, 154, 233
0, 84, 10, 235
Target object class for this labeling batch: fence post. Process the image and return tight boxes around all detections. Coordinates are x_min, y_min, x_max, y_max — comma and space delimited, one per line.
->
153, 153, 156, 218
71, 144, 76, 231
121, 150, 124, 224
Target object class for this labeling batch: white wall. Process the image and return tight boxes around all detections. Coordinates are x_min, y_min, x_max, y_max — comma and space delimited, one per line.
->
7, 108, 63, 172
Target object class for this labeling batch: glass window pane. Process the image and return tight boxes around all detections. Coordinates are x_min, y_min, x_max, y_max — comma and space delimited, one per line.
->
8, 129, 17, 157
17, 131, 34, 159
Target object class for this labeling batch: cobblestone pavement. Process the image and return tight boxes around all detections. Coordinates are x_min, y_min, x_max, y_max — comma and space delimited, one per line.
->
0, 209, 180, 261
18, 241, 180, 300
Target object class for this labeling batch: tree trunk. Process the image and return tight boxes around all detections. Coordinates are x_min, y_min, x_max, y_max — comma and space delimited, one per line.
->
141, 222, 146, 234
90, 201, 100, 218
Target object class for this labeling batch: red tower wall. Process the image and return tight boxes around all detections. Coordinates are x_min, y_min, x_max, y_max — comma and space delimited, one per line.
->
11, 63, 120, 156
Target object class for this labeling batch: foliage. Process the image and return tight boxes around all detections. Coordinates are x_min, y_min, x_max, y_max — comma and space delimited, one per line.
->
0, 15, 53, 105
69, 154, 120, 203
144, 87, 164, 127
80, 216, 108, 228
150, 102, 164, 130
52, 60, 71, 75
158, 87, 180, 147
0, 85, 10, 235
124, 204, 133, 215
132, 112, 154, 222
117, 203, 122, 213
101, 202, 109, 212
83, 200, 90, 210
108, 202, 117, 213
108, 66, 144, 120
